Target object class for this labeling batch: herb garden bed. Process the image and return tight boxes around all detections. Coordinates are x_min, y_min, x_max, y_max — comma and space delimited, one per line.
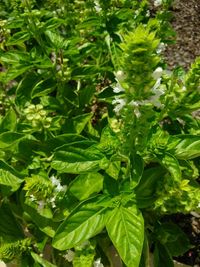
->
0, 1, 200, 267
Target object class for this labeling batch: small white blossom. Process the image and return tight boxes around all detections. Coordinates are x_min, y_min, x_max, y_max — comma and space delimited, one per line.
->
38, 200, 45, 210
50, 176, 66, 193
154, 0, 162, 7
94, 0, 102, 12
112, 97, 126, 114
113, 82, 125, 93
64, 250, 75, 262
115, 70, 126, 82
49, 196, 56, 208
146, 10, 150, 17
129, 101, 142, 118
156, 43, 166, 54
94, 258, 104, 267
152, 67, 163, 80
30, 194, 36, 201
50, 175, 60, 186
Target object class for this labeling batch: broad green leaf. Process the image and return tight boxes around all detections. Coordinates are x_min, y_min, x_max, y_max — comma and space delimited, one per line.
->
155, 222, 191, 257
106, 205, 144, 267
130, 154, 144, 188
69, 172, 104, 200
0, 169, 23, 195
169, 135, 200, 160
0, 51, 29, 65
31, 252, 56, 267
135, 167, 165, 208
0, 203, 24, 242
1, 66, 32, 83
23, 202, 56, 237
159, 152, 181, 181
51, 146, 105, 174
139, 233, 150, 267
31, 77, 56, 98
16, 72, 41, 106
105, 160, 121, 180
72, 113, 93, 134
0, 132, 25, 148
7, 31, 30, 45
42, 17, 64, 30
153, 243, 174, 267
45, 30, 69, 49
1, 108, 17, 132
46, 134, 88, 151
52, 200, 106, 250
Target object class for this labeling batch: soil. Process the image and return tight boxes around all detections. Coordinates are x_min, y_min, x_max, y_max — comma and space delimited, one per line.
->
164, 0, 200, 70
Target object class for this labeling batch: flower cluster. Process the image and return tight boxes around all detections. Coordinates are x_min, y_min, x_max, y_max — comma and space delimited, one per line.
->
112, 67, 165, 117
24, 103, 52, 129
24, 175, 67, 210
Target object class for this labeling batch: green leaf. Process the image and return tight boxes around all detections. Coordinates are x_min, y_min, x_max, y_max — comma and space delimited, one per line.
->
0, 132, 25, 148
16, 72, 41, 106
153, 243, 174, 267
72, 113, 93, 134
31, 252, 56, 267
7, 31, 30, 45
159, 152, 181, 181
1, 66, 32, 83
169, 135, 200, 160
23, 202, 56, 237
130, 154, 144, 189
52, 199, 106, 250
135, 167, 165, 208
1, 108, 17, 132
155, 222, 191, 257
46, 134, 88, 152
31, 77, 56, 99
0, 168, 23, 195
105, 160, 121, 180
69, 172, 104, 200
0, 203, 24, 242
0, 171, 22, 195
106, 205, 144, 267
51, 146, 105, 174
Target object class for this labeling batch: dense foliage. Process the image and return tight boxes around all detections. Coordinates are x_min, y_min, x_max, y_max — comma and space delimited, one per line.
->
0, 0, 199, 266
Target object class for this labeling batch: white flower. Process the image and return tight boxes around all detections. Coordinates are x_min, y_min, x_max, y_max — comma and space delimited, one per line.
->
154, 0, 162, 7
113, 82, 125, 93
50, 175, 60, 186
94, 258, 104, 267
49, 196, 56, 208
30, 194, 36, 201
129, 101, 142, 118
112, 97, 126, 114
64, 250, 75, 262
50, 175, 66, 193
156, 43, 166, 54
38, 200, 45, 210
152, 67, 163, 80
94, 0, 102, 12
115, 70, 126, 82
146, 10, 150, 17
